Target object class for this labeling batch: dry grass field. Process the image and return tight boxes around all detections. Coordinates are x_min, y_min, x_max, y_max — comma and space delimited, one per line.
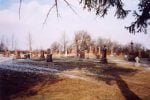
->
0, 59, 150, 100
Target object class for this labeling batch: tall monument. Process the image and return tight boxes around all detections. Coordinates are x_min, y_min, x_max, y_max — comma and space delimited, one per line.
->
100, 45, 107, 63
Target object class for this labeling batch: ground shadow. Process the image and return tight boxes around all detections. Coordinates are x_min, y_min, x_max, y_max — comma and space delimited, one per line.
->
0, 68, 62, 100
95, 64, 141, 100
53, 60, 142, 100
17, 58, 142, 100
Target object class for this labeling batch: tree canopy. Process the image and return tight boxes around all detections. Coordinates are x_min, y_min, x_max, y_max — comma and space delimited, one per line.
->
19, 0, 150, 34
80, 0, 150, 34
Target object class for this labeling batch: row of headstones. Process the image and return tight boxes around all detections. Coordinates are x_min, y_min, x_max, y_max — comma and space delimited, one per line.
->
14, 49, 53, 62
3, 46, 108, 63
78, 45, 108, 63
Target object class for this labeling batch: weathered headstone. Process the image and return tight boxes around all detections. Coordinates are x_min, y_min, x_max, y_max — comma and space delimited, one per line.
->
27, 53, 30, 59
96, 47, 101, 59
5, 50, 10, 57
98, 46, 101, 55
80, 50, 85, 59
110, 47, 114, 56
100, 45, 107, 64
40, 50, 45, 60
46, 49, 53, 62
135, 56, 140, 66
15, 50, 21, 59
65, 49, 68, 57
89, 46, 92, 53
127, 42, 136, 61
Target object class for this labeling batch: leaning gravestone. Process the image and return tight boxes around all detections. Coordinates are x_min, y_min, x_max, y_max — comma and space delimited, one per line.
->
46, 49, 53, 62
100, 45, 107, 64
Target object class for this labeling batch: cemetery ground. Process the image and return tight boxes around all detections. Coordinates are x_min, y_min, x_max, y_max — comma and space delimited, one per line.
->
0, 57, 150, 100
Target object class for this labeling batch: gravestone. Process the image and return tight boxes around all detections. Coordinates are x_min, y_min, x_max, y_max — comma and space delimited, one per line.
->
127, 42, 136, 61
80, 50, 85, 59
135, 56, 140, 63
26, 53, 30, 59
65, 49, 68, 57
40, 50, 45, 60
100, 45, 107, 64
5, 50, 10, 57
135, 56, 140, 66
46, 49, 53, 62
15, 50, 21, 59
96, 47, 100, 59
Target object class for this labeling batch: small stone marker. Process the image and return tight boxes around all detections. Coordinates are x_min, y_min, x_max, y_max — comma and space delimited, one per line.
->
135, 56, 140, 66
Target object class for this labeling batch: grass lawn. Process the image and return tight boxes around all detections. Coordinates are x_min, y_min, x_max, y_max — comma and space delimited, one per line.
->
0, 58, 150, 100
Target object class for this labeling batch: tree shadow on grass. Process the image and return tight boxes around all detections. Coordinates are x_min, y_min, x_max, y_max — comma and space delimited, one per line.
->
94, 64, 141, 100
16, 59, 142, 100
0, 69, 62, 100
54, 61, 142, 100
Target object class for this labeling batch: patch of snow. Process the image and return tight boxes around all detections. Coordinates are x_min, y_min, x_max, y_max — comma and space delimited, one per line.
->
0, 57, 13, 64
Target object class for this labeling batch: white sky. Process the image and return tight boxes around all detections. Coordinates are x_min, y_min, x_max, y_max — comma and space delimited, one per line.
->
0, 0, 150, 50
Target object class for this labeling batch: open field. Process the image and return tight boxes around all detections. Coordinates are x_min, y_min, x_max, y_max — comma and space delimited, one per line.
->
0, 57, 150, 100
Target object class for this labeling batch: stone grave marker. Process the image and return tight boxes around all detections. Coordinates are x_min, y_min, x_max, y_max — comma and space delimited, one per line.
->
46, 49, 53, 62
100, 45, 107, 64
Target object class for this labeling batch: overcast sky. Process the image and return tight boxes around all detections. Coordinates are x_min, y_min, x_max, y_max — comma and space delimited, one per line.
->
0, 0, 149, 50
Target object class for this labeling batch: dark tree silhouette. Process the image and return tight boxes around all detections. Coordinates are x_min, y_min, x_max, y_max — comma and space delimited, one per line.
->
19, 0, 150, 34
125, 0, 150, 33
80, 0, 150, 34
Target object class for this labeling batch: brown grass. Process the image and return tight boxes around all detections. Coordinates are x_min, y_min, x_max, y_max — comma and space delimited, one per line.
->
1, 60, 150, 100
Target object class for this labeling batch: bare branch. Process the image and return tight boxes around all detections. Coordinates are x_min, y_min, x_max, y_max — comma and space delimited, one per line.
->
64, 0, 78, 15
43, 3, 56, 26
55, 0, 60, 17
19, 0, 22, 20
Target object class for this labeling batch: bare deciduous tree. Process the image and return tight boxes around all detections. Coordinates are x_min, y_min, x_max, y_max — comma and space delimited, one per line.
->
74, 31, 91, 56
61, 33, 68, 54
51, 41, 61, 53
27, 33, 32, 51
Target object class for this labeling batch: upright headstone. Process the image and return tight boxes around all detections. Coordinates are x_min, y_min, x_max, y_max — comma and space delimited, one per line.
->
98, 46, 101, 55
46, 49, 53, 62
5, 50, 10, 57
40, 50, 45, 60
65, 49, 67, 57
89, 46, 92, 53
135, 56, 140, 66
135, 56, 140, 63
110, 47, 114, 56
100, 45, 107, 64
16, 50, 21, 59
128, 42, 135, 61
96, 46, 101, 59
80, 50, 85, 59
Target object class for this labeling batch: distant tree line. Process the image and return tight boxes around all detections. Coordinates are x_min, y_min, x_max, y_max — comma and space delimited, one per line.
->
50, 30, 149, 58
0, 31, 149, 58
